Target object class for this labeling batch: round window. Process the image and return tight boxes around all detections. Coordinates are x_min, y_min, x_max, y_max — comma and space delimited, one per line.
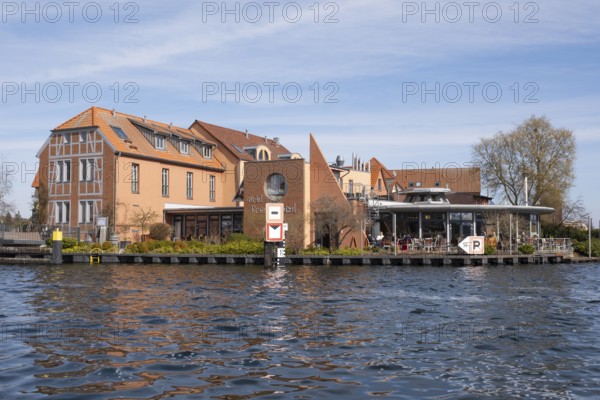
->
265, 173, 287, 201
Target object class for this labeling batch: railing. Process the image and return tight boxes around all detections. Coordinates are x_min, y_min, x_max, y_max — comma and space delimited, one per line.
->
376, 237, 574, 257
0, 224, 81, 244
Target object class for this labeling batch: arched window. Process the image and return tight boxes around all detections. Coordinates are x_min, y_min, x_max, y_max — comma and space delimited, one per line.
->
258, 149, 270, 161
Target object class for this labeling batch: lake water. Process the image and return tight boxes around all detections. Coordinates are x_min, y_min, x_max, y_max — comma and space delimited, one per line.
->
1, 263, 600, 399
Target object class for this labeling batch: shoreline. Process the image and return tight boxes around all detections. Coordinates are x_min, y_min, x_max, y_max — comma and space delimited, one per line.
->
1, 251, 598, 266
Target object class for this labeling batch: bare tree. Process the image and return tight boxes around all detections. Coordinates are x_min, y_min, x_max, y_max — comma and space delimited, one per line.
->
31, 182, 48, 226
0, 155, 14, 217
128, 207, 159, 240
312, 195, 359, 250
559, 197, 588, 226
472, 116, 576, 208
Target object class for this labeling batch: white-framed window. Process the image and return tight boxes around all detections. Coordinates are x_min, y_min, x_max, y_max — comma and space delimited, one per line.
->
54, 202, 70, 224
79, 159, 94, 182
203, 146, 212, 159
180, 141, 190, 154
186, 172, 193, 199
79, 132, 87, 143
258, 149, 270, 161
131, 163, 139, 193
162, 168, 169, 197
209, 175, 215, 201
79, 200, 94, 224
155, 135, 165, 150
61, 133, 70, 144
54, 160, 71, 183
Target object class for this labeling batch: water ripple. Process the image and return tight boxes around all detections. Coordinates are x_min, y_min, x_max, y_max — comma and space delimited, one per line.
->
0, 263, 599, 398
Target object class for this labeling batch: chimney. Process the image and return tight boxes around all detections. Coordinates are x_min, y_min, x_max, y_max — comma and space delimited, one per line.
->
264, 136, 268, 143
112, 109, 116, 118
143, 115, 147, 122
273, 137, 279, 146
245, 129, 249, 139
335, 155, 344, 168
169, 122, 173, 129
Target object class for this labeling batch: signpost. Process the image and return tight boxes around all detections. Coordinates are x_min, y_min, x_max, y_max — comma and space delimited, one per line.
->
264, 203, 285, 267
265, 223, 284, 241
458, 236, 485, 255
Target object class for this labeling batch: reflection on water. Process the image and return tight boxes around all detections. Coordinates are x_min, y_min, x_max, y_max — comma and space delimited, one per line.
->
1, 263, 600, 399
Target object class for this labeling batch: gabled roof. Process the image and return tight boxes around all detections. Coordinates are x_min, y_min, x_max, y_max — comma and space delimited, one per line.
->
369, 157, 401, 190
192, 120, 293, 161
51, 107, 224, 170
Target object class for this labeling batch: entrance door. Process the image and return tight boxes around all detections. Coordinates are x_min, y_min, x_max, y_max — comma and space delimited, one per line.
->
173, 216, 182, 240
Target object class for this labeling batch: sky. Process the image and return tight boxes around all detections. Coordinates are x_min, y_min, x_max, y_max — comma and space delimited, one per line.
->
1, 0, 599, 225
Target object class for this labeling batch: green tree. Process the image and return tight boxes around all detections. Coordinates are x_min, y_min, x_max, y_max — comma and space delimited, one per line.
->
472, 116, 576, 209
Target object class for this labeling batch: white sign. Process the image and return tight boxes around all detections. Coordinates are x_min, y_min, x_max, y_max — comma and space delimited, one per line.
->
266, 203, 284, 223
283, 223, 289, 231
458, 236, 485, 255
97, 217, 108, 227
277, 247, 286, 258
266, 223, 284, 242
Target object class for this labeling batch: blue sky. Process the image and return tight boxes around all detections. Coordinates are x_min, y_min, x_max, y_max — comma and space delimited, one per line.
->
1, 0, 599, 225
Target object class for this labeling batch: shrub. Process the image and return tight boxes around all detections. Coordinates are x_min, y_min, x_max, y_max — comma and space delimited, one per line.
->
101, 241, 115, 251
518, 244, 535, 255
334, 248, 363, 256
226, 233, 254, 243
149, 223, 172, 240
484, 244, 496, 255
573, 238, 600, 257
60, 237, 80, 249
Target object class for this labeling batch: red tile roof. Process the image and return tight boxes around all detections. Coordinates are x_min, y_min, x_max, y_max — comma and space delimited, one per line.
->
193, 120, 293, 161
369, 157, 400, 189
52, 107, 225, 170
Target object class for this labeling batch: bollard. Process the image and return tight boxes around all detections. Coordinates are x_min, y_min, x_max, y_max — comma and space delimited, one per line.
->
264, 241, 274, 267
52, 229, 63, 265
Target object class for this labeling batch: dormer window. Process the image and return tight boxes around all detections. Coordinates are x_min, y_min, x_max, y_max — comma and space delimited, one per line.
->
155, 135, 165, 150
258, 149, 270, 161
203, 146, 212, 159
180, 141, 189, 154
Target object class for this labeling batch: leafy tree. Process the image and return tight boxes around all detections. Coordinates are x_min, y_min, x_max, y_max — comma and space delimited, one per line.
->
472, 116, 575, 209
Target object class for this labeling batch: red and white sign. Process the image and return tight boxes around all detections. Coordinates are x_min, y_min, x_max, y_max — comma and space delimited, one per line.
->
266, 203, 284, 223
266, 223, 284, 242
